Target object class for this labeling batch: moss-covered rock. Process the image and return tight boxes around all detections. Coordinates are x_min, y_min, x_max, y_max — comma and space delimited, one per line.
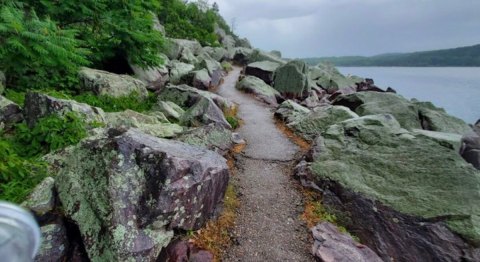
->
236, 76, 280, 106
333, 92, 422, 130
308, 114, 480, 250
24, 92, 105, 128
415, 101, 472, 135
51, 128, 230, 261
273, 60, 310, 98
78, 68, 148, 98
288, 105, 359, 141
0, 95, 23, 129
178, 123, 233, 156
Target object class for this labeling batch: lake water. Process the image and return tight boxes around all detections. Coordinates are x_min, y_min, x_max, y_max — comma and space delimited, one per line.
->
337, 67, 480, 124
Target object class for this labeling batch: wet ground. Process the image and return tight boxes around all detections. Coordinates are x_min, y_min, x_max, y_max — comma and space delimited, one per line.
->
217, 67, 314, 261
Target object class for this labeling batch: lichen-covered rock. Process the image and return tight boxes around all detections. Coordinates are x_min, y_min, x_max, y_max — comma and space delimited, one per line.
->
192, 69, 212, 90
181, 98, 231, 129
24, 92, 105, 128
154, 101, 185, 121
0, 95, 23, 129
412, 129, 463, 152
78, 68, 148, 98
196, 57, 222, 77
158, 84, 236, 113
273, 60, 310, 98
309, 64, 359, 93
178, 123, 233, 156
302, 114, 480, 261
333, 92, 422, 130
461, 132, 480, 170
158, 240, 214, 262
274, 100, 310, 124
245, 61, 281, 85
169, 61, 195, 85
236, 76, 280, 106
202, 46, 228, 62
51, 128, 230, 261
130, 55, 170, 91
288, 105, 359, 141
415, 101, 472, 135
312, 223, 382, 262
232, 47, 254, 65
235, 37, 252, 48
105, 110, 183, 138
166, 38, 202, 60
21, 177, 56, 218
34, 222, 69, 262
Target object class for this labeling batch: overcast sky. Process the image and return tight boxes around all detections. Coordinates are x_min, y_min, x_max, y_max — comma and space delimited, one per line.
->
213, 0, 480, 58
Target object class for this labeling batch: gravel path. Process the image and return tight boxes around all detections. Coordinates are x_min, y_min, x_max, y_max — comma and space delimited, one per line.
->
217, 67, 314, 261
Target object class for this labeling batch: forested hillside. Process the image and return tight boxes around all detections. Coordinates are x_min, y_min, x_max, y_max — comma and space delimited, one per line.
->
303, 44, 480, 66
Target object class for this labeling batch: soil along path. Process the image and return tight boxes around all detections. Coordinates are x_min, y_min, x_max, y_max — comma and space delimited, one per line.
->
218, 67, 314, 261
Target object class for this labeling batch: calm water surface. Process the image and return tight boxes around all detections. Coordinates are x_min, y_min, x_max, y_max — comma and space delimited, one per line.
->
338, 67, 480, 124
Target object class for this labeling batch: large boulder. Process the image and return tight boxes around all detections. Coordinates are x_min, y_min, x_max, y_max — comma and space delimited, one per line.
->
333, 92, 422, 130
287, 105, 359, 141
201, 47, 228, 62
104, 109, 183, 138
415, 101, 472, 135
181, 97, 232, 129
236, 76, 280, 106
461, 132, 480, 170
195, 57, 222, 77
300, 114, 480, 261
165, 38, 202, 60
177, 123, 234, 156
273, 60, 310, 98
412, 129, 463, 152
169, 61, 195, 85
78, 68, 148, 98
309, 64, 360, 94
23, 92, 105, 128
21, 177, 56, 219
154, 101, 185, 122
158, 84, 236, 114
130, 55, 170, 91
274, 100, 310, 124
50, 128, 230, 261
245, 61, 281, 85
312, 223, 382, 262
35, 222, 70, 262
0, 95, 23, 129
192, 69, 212, 90
235, 38, 252, 48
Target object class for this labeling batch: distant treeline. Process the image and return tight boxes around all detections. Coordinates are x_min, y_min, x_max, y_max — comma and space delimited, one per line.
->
303, 44, 480, 67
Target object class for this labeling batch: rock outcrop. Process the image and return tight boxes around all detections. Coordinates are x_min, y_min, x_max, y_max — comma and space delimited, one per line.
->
78, 68, 148, 98
0, 95, 23, 129
273, 60, 310, 98
23, 92, 105, 128
298, 114, 480, 261
236, 76, 280, 106
311, 222, 382, 262
245, 61, 280, 85
47, 128, 230, 261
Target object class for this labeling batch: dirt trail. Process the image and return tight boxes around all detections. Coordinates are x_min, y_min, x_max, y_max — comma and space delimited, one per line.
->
217, 67, 314, 261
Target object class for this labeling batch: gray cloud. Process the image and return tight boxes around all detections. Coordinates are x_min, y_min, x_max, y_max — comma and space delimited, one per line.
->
213, 0, 480, 58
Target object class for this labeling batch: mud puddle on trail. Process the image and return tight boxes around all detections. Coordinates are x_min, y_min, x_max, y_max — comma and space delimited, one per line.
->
217, 67, 314, 261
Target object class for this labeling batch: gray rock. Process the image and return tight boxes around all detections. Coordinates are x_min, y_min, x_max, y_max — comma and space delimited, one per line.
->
302, 114, 480, 261
34, 222, 69, 262
154, 101, 185, 121
21, 177, 56, 218
178, 123, 233, 156
273, 60, 310, 98
415, 101, 472, 135
51, 128, 229, 261
0, 95, 23, 129
461, 132, 480, 170
196, 57, 222, 77
245, 61, 281, 85
235, 38, 252, 48
169, 60, 195, 85
192, 69, 212, 90
158, 84, 236, 113
274, 100, 311, 124
166, 39, 202, 60
105, 109, 183, 138
78, 68, 148, 98
236, 76, 280, 106
412, 129, 463, 152
312, 222, 382, 262
181, 97, 232, 129
23, 92, 105, 128
309, 64, 359, 93
179, 46, 199, 65
201, 47, 228, 62
269, 50, 282, 58
130, 55, 170, 91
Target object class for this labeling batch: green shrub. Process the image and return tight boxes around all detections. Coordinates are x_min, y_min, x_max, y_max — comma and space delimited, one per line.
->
14, 112, 87, 157
0, 139, 47, 203
0, 5, 89, 90
226, 116, 239, 129
73, 92, 157, 112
